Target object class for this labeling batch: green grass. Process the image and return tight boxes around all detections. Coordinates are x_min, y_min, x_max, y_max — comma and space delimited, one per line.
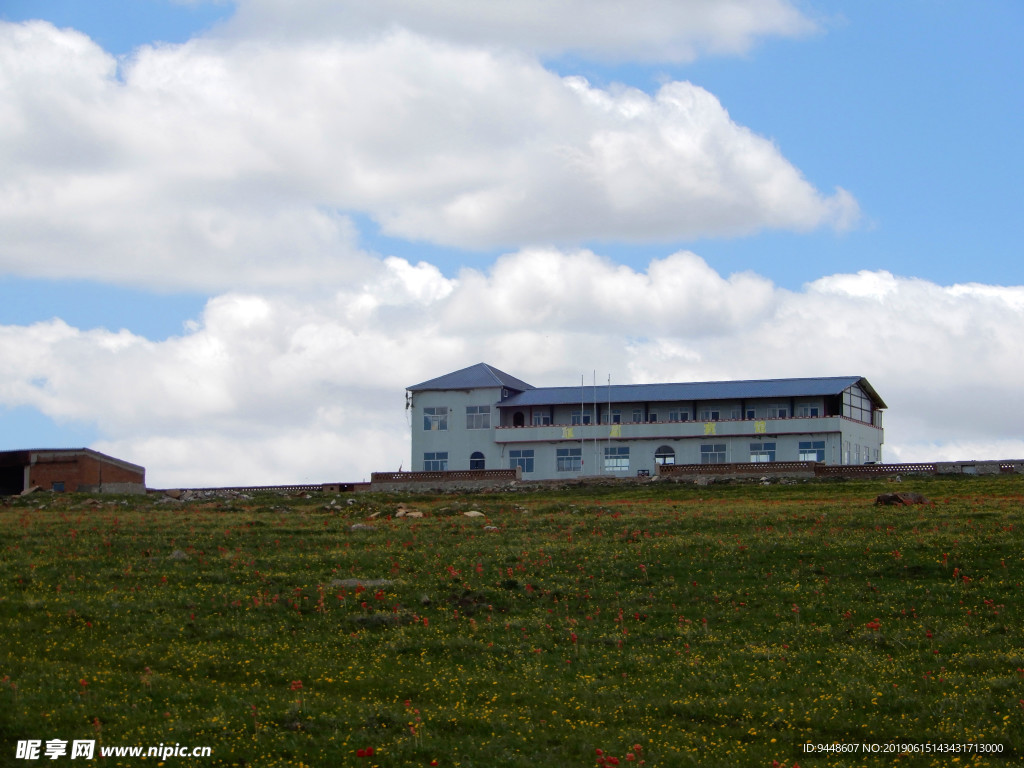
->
1, 475, 1022, 766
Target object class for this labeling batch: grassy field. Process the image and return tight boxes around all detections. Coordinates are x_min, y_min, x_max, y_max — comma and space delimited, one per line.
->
1, 474, 1022, 767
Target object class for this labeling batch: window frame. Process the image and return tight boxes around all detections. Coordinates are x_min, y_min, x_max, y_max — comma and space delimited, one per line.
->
604, 446, 630, 472
466, 405, 491, 430
556, 447, 583, 472
798, 440, 826, 462
700, 443, 727, 464
423, 451, 449, 471
423, 406, 449, 431
509, 449, 534, 473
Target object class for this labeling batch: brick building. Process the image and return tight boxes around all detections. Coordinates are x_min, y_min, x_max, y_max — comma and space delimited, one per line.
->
0, 449, 146, 495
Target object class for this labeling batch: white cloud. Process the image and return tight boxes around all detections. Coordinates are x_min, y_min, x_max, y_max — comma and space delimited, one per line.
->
224, 0, 817, 61
1, 251, 1022, 486
0, 20, 854, 290
443, 248, 777, 335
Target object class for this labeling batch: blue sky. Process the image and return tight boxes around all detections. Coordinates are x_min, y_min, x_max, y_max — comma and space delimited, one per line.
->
1, 1, 1021, 484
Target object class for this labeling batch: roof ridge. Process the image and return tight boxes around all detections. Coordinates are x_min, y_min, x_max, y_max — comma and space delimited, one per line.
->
407, 362, 534, 392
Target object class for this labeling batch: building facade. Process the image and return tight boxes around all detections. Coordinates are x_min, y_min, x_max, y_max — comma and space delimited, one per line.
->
407, 363, 886, 481
0, 449, 146, 495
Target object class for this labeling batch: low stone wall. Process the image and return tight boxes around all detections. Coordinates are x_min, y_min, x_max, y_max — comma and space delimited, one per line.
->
815, 462, 936, 477
935, 460, 1024, 475
370, 468, 522, 492
658, 461, 819, 481
659, 460, 1024, 482
78, 482, 147, 495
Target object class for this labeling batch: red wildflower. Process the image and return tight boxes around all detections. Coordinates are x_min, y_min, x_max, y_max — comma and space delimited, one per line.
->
290, 680, 303, 691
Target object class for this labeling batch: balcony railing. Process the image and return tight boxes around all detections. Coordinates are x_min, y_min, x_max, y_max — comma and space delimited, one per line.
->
493, 415, 848, 443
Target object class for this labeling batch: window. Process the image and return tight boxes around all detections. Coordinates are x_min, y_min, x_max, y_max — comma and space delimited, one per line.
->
632, 408, 643, 423
796, 405, 820, 418
604, 446, 629, 472
571, 411, 593, 425
509, 449, 534, 473
52, 481, 65, 492
668, 409, 689, 422
843, 385, 874, 423
466, 405, 490, 429
648, 412, 658, 423
532, 412, 551, 426
799, 441, 826, 462
423, 407, 448, 431
749, 442, 776, 463
610, 410, 621, 424
469, 451, 485, 470
700, 409, 720, 422
423, 452, 448, 471
556, 447, 582, 472
700, 443, 727, 464
767, 405, 788, 419
654, 445, 675, 465
746, 409, 756, 420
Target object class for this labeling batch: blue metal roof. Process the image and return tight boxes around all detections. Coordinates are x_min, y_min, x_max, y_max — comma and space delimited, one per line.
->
407, 363, 535, 392
497, 376, 886, 408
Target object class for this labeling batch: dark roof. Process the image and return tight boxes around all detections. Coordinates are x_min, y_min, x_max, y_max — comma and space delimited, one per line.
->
407, 363, 535, 393
498, 376, 886, 409
0, 448, 146, 473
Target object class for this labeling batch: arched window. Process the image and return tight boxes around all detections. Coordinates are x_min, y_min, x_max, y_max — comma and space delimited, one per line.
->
512, 411, 526, 427
654, 445, 676, 465
470, 452, 485, 470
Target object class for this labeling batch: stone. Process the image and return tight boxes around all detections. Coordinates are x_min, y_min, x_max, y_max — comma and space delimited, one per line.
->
168, 549, 190, 561
463, 510, 485, 518
349, 523, 375, 531
874, 492, 932, 506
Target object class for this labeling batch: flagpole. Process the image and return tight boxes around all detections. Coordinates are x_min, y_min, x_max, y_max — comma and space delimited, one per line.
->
593, 370, 599, 475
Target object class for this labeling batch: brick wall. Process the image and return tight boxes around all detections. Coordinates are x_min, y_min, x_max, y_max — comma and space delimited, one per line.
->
26, 450, 146, 494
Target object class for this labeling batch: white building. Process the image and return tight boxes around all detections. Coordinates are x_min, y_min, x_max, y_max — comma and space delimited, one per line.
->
407, 363, 886, 480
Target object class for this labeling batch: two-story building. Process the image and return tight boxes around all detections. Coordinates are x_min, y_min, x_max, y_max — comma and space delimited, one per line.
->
407, 363, 886, 480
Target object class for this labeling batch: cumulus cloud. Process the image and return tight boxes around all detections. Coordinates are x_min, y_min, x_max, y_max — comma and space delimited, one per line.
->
1, 252, 1021, 486
0, 20, 855, 289
224, 0, 817, 61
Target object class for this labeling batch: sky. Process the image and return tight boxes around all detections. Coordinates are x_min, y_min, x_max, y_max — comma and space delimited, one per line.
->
0, 0, 1022, 487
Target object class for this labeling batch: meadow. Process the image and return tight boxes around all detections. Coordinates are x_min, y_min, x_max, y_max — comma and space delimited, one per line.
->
1, 474, 1022, 767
